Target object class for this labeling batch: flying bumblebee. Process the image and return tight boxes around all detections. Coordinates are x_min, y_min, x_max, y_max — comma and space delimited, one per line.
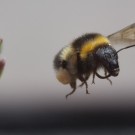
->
53, 23, 135, 99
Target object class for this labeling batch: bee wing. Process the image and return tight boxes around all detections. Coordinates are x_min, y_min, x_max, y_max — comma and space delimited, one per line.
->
107, 23, 135, 46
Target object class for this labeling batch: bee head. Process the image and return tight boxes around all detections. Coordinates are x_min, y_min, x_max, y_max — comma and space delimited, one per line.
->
95, 45, 119, 76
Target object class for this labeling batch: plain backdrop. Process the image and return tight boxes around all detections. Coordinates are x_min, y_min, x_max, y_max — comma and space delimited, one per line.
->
0, 0, 135, 113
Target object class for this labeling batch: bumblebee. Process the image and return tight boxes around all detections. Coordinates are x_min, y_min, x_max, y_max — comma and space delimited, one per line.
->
53, 23, 135, 98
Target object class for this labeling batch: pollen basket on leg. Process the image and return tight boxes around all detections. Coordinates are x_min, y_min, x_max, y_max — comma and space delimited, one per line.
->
56, 68, 72, 84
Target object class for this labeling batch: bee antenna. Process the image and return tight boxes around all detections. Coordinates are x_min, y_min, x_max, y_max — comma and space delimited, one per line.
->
116, 44, 135, 54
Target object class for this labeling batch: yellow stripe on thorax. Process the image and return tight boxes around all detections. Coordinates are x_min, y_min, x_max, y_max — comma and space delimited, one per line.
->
80, 35, 110, 59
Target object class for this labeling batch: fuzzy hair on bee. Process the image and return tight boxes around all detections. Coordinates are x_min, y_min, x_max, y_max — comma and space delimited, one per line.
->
53, 23, 135, 99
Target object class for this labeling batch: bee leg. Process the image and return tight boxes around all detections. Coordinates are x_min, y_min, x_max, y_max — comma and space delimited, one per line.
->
66, 81, 76, 99
78, 75, 89, 94
96, 72, 111, 79
79, 82, 84, 87
104, 69, 112, 85
92, 67, 98, 84
92, 72, 96, 84
79, 73, 90, 87
79, 75, 86, 87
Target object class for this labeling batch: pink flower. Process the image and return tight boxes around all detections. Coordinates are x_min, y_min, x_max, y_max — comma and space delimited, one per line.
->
0, 38, 5, 78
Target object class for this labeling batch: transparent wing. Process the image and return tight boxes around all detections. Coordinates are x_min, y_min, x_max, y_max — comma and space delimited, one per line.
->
107, 23, 135, 46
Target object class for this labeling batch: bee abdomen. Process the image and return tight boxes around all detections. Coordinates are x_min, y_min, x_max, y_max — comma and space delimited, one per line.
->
54, 55, 71, 84
55, 68, 72, 84
53, 46, 74, 84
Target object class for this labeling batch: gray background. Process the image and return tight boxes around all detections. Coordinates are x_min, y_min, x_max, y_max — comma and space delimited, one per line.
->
0, 0, 135, 112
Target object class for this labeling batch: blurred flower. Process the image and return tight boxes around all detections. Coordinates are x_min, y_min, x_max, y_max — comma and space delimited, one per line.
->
0, 38, 5, 78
